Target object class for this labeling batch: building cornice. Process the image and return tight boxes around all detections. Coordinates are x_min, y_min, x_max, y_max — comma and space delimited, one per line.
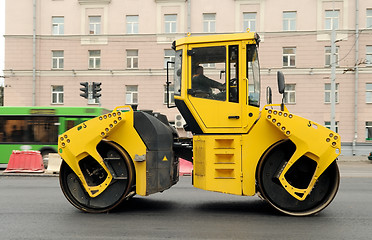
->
78, 0, 111, 5
155, 0, 186, 3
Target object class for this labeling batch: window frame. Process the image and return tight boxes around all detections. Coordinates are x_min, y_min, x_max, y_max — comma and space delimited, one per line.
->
366, 83, 372, 103
367, 9, 372, 29
126, 50, 139, 69
164, 49, 175, 69
126, 15, 139, 34
366, 46, 372, 66
284, 84, 296, 104
126, 85, 138, 105
52, 50, 64, 69
163, 84, 175, 105
282, 47, 296, 67
325, 121, 339, 133
203, 13, 216, 33
164, 14, 177, 33
89, 16, 101, 35
283, 11, 296, 31
51, 85, 64, 104
324, 83, 339, 104
88, 50, 101, 69
325, 10, 339, 30
243, 12, 256, 32
52, 16, 64, 35
366, 122, 372, 141
325, 46, 340, 67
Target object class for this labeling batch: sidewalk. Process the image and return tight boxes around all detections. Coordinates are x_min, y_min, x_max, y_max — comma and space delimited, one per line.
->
337, 155, 370, 162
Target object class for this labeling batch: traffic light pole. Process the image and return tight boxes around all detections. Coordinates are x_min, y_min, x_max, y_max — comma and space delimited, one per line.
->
330, 5, 337, 133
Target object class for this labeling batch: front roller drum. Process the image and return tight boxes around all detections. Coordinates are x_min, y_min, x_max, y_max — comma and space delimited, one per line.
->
59, 141, 135, 213
257, 141, 340, 216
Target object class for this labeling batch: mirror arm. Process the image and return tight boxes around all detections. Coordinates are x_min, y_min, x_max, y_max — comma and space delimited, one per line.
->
281, 96, 285, 111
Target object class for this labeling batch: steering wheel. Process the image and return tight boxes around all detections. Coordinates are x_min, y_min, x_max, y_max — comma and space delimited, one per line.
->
229, 78, 238, 87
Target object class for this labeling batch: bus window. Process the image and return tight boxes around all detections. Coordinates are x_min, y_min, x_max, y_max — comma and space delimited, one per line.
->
66, 120, 76, 131
0, 116, 58, 144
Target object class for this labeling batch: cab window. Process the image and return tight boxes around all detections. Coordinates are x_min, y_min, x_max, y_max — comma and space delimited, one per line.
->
190, 46, 226, 101
228, 45, 239, 103
247, 44, 260, 107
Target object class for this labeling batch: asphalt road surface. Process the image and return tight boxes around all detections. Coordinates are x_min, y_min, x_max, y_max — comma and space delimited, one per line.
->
0, 162, 371, 240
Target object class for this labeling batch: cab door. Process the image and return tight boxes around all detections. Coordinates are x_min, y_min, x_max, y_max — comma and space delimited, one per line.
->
187, 43, 243, 131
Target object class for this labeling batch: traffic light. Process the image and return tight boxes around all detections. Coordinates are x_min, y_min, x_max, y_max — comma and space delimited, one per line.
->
92, 82, 102, 99
80, 82, 89, 99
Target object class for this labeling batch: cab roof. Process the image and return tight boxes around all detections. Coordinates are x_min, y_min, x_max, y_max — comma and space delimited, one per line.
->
175, 32, 258, 47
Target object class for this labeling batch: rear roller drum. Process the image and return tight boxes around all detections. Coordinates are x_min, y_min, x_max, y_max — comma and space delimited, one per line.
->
257, 141, 340, 216
60, 141, 134, 213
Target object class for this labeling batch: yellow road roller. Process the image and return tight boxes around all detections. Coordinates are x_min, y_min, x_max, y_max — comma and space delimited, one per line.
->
58, 32, 340, 216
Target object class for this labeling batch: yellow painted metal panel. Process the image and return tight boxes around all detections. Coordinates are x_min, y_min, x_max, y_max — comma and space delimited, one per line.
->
193, 135, 242, 195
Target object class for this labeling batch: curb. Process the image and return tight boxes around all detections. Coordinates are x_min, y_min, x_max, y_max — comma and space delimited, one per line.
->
0, 172, 59, 177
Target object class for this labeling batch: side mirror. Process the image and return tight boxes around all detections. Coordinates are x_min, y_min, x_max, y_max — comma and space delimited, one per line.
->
266, 87, 272, 104
277, 71, 285, 94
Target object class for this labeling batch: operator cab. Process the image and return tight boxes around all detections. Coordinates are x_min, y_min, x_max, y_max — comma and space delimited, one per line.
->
170, 33, 261, 134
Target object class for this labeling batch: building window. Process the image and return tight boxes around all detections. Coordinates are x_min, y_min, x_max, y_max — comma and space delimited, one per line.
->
52, 50, 64, 69
164, 85, 174, 105
366, 46, 372, 65
164, 49, 175, 68
203, 13, 216, 33
52, 16, 64, 35
51, 85, 64, 104
325, 83, 339, 103
164, 14, 177, 33
325, 10, 339, 30
126, 15, 139, 34
88, 90, 99, 105
284, 84, 296, 104
126, 50, 138, 69
366, 122, 372, 141
366, 83, 372, 103
126, 85, 138, 104
202, 63, 215, 68
325, 121, 339, 133
325, 46, 339, 67
243, 12, 256, 32
89, 16, 101, 34
89, 50, 101, 69
367, 9, 372, 28
283, 11, 296, 31
282, 47, 296, 67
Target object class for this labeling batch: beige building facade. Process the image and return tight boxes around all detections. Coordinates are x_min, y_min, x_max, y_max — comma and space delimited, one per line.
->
3, 0, 372, 155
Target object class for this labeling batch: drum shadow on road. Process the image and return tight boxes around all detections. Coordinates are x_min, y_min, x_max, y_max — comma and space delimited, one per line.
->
109, 195, 281, 217
109, 197, 177, 213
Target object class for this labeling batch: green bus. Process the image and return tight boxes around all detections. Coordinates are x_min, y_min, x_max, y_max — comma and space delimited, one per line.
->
0, 106, 110, 168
